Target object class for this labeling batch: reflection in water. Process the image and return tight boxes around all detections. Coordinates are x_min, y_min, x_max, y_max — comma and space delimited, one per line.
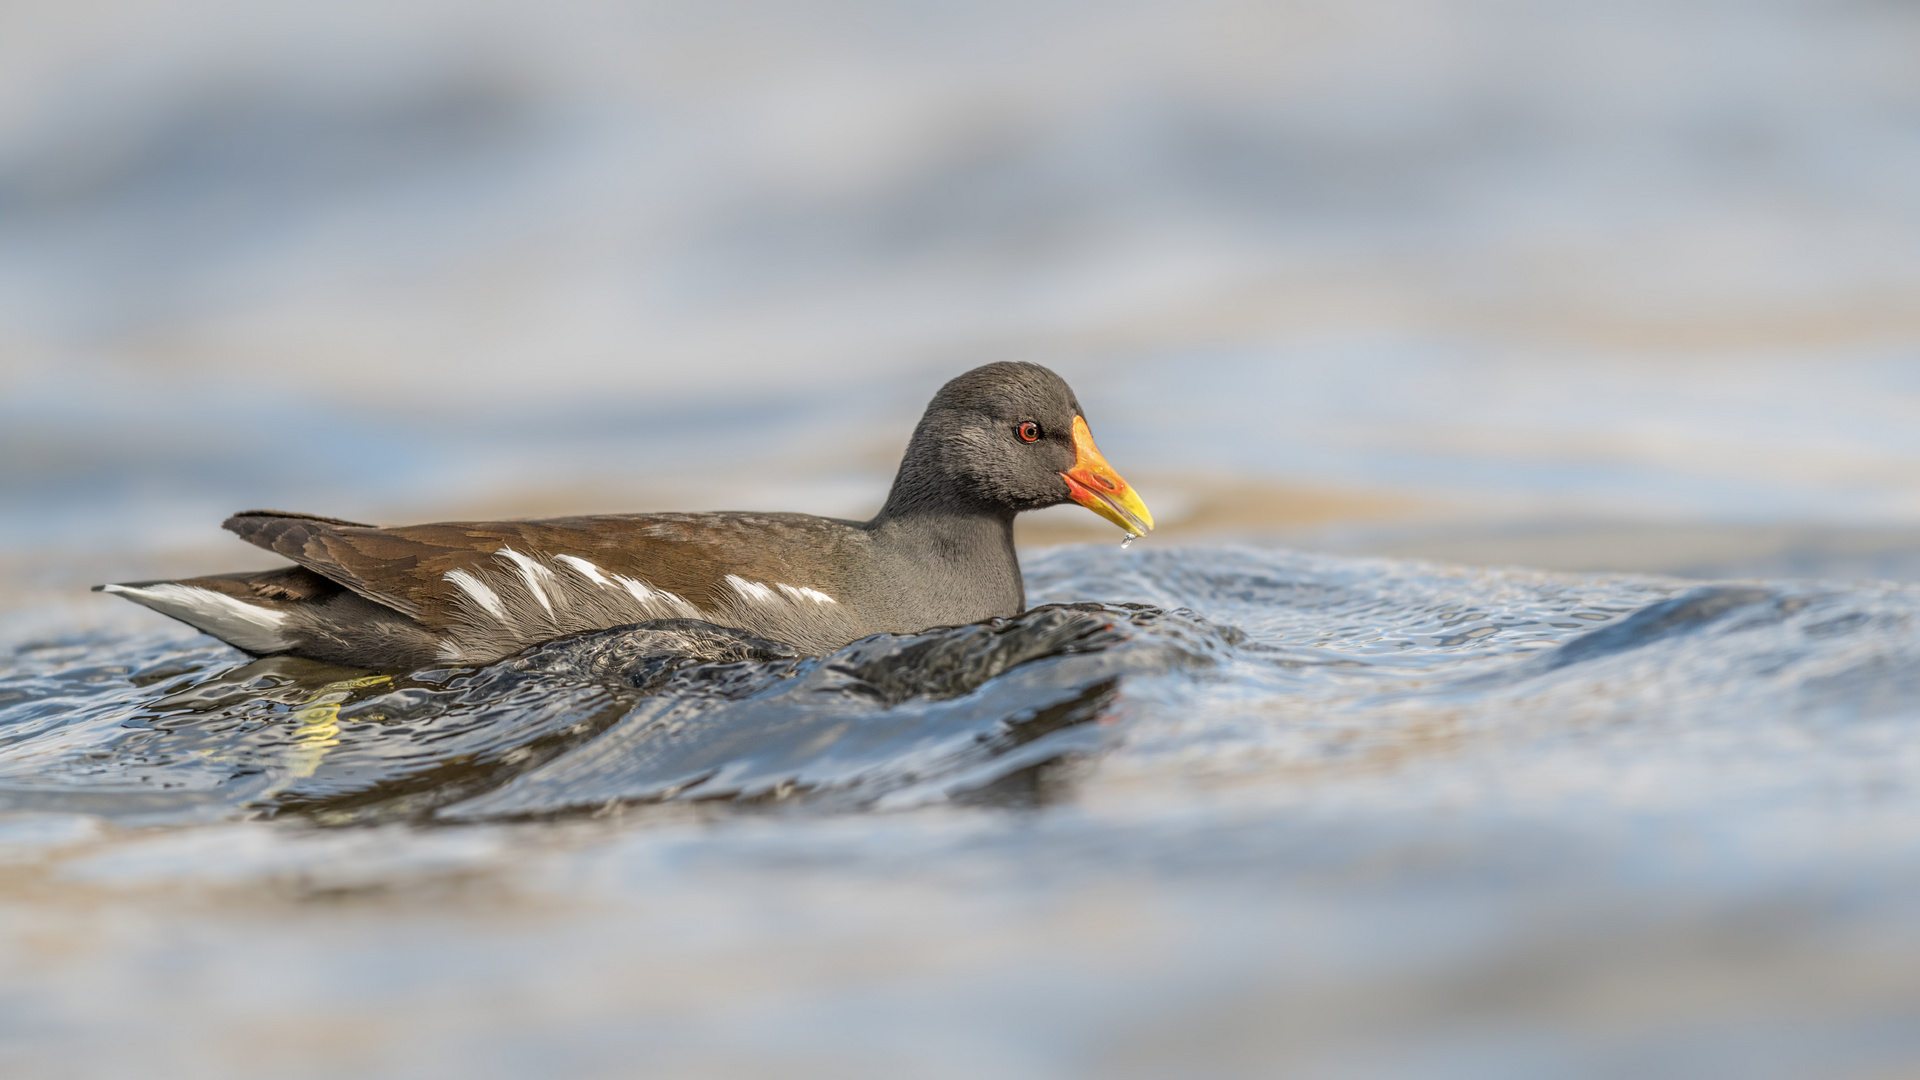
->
2, 603, 1220, 824
3, 0, 1920, 1074
6, 545, 1920, 1075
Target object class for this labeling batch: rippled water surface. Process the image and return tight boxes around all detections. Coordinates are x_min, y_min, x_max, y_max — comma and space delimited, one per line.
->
5, 1, 1920, 1072
6, 544, 1920, 1078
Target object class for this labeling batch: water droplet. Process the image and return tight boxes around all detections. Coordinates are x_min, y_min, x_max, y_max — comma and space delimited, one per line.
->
1120, 534, 1136, 549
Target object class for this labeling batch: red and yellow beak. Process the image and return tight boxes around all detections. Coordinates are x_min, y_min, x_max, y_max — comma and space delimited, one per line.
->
1060, 416, 1154, 536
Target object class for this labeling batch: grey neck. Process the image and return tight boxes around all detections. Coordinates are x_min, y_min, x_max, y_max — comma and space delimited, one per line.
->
863, 508, 1026, 625
874, 432, 985, 521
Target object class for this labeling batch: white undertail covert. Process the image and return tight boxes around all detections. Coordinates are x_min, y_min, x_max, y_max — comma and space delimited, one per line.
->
100, 583, 291, 654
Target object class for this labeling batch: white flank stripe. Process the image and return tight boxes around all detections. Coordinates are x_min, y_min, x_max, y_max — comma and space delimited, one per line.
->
444, 569, 507, 621
554, 554, 611, 588
497, 547, 556, 615
726, 575, 777, 604
102, 583, 290, 653
613, 573, 658, 603
603, 572, 697, 618
776, 583, 836, 605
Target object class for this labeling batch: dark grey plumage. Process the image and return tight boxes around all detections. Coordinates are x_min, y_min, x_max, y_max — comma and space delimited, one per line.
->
97, 362, 1145, 670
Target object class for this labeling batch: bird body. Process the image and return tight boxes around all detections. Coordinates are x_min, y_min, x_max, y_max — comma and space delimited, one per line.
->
98, 363, 1152, 670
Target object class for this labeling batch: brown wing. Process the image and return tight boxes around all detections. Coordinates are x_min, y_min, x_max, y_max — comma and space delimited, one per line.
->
222, 509, 853, 631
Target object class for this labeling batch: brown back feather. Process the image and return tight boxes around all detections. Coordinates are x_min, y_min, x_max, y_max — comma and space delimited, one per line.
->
223, 510, 858, 634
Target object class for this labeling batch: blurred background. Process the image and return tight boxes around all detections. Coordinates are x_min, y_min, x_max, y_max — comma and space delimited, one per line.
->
8, 5, 1920, 1079
6, 0, 1920, 611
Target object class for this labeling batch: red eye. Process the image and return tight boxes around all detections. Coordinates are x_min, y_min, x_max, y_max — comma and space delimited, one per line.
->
1017, 422, 1042, 442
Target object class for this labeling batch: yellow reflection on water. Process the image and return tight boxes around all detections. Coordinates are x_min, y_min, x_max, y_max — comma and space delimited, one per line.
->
283, 675, 392, 782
